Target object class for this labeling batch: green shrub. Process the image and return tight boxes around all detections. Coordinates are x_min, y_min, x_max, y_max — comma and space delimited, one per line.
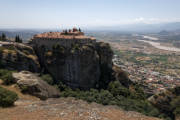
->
0, 69, 15, 85
174, 107, 180, 116
19, 85, 29, 93
0, 86, 18, 107
58, 81, 167, 119
108, 81, 130, 97
52, 44, 65, 54
171, 96, 180, 116
40, 74, 54, 85
129, 84, 146, 100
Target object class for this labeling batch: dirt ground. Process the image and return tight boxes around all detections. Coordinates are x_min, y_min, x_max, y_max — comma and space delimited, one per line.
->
0, 82, 160, 120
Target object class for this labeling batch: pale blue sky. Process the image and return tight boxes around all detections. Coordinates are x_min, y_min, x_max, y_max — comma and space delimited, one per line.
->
0, 0, 180, 28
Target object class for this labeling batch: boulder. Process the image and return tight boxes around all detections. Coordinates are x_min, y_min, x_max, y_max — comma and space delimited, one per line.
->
112, 65, 132, 87
13, 71, 60, 100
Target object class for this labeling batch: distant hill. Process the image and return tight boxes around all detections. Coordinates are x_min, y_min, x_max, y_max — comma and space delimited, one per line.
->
159, 30, 170, 35
89, 22, 180, 33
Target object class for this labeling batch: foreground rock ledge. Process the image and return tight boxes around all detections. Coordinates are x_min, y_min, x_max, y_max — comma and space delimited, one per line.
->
0, 97, 161, 120
13, 71, 60, 100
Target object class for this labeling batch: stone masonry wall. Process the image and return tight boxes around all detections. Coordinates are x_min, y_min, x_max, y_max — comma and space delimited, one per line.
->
32, 37, 96, 50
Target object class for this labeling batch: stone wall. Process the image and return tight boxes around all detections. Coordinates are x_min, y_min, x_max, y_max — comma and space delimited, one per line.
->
32, 37, 96, 50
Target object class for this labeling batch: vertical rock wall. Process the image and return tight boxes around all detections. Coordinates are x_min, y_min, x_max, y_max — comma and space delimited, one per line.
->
34, 42, 113, 89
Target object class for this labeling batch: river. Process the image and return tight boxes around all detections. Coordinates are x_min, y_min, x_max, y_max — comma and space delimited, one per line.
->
143, 36, 159, 41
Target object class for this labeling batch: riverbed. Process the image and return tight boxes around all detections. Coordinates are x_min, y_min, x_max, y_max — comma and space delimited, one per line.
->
138, 40, 180, 52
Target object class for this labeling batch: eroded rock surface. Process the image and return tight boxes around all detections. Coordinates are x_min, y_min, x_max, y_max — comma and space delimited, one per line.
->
0, 41, 40, 72
34, 42, 114, 89
13, 71, 60, 100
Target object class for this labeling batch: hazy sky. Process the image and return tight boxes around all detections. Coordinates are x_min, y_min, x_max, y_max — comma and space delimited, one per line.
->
0, 0, 180, 28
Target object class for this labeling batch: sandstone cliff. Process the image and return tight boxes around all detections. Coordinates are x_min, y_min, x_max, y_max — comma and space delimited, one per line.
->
0, 42, 40, 72
0, 39, 131, 90
34, 42, 114, 89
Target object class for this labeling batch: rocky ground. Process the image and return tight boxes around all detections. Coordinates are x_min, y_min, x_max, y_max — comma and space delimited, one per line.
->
0, 82, 160, 120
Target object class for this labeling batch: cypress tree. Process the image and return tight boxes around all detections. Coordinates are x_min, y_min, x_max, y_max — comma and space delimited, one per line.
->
15, 35, 22, 43
1, 33, 6, 41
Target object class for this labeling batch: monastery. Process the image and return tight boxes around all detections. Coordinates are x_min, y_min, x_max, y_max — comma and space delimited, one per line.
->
31, 28, 96, 49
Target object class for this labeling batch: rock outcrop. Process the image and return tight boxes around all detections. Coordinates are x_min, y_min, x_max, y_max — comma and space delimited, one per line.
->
34, 41, 114, 89
13, 71, 60, 100
0, 42, 40, 72
112, 65, 132, 87
148, 86, 180, 119
0, 36, 131, 90
0, 34, 131, 91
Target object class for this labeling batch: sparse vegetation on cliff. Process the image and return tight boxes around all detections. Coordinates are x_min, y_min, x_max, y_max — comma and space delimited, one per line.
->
0, 69, 15, 85
0, 43, 40, 72
40, 74, 54, 85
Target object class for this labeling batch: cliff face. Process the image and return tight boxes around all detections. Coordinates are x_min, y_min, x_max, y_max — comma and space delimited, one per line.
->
34, 42, 114, 89
0, 39, 130, 90
0, 42, 40, 72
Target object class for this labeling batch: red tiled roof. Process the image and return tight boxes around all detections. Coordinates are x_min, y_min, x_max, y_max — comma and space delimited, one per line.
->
34, 32, 95, 40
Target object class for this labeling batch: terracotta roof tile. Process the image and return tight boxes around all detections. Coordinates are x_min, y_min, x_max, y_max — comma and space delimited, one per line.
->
34, 31, 95, 40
